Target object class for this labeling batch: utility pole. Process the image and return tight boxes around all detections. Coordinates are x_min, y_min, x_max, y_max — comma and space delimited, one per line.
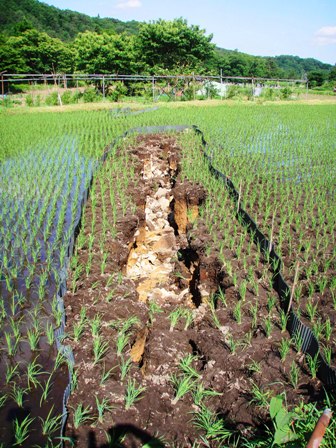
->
1, 71, 7, 98
193, 72, 196, 101
220, 68, 223, 100
152, 76, 155, 102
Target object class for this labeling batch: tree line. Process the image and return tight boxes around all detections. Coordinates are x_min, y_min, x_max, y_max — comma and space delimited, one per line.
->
0, 0, 335, 85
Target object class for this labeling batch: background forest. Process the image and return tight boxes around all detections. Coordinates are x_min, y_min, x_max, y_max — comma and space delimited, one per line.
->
0, 0, 335, 87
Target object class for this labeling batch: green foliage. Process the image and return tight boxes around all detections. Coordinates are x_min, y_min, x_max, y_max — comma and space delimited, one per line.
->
0, 28, 74, 73
107, 81, 128, 102
0, 0, 334, 81
269, 395, 298, 445
280, 87, 293, 99
0, 0, 139, 41
45, 91, 58, 106
308, 70, 327, 87
73, 31, 137, 74
61, 90, 73, 105
25, 94, 34, 107
83, 87, 101, 103
275, 55, 331, 78
136, 18, 216, 73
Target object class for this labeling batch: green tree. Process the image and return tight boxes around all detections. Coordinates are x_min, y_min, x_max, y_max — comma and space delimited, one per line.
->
0, 29, 74, 73
227, 52, 249, 77
136, 18, 215, 73
73, 31, 136, 74
308, 69, 327, 87
328, 65, 336, 82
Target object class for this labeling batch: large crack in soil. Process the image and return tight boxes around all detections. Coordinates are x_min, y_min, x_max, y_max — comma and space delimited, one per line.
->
126, 143, 204, 311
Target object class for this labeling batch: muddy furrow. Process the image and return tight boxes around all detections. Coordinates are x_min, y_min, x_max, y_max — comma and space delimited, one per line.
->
63, 134, 222, 447
63, 133, 322, 447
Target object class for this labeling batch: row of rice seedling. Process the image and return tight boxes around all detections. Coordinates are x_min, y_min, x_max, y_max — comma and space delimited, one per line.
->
0, 103, 335, 446
189, 105, 336, 367
62, 122, 335, 446
0, 110, 142, 446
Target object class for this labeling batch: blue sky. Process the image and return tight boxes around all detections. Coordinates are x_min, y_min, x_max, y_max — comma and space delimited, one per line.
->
44, 0, 336, 64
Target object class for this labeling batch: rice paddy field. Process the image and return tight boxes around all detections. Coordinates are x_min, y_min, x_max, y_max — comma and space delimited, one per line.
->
0, 102, 335, 447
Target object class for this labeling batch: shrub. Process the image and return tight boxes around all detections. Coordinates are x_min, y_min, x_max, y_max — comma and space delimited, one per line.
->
72, 91, 82, 103
280, 87, 292, 99
83, 87, 102, 103
226, 85, 240, 99
25, 94, 34, 107
45, 92, 59, 106
107, 82, 128, 102
61, 90, 73, 105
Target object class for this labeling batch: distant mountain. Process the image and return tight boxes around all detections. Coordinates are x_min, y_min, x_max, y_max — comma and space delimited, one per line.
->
0, 0, 140, 40
273, 55, 332, 78
216, 48, 332, 79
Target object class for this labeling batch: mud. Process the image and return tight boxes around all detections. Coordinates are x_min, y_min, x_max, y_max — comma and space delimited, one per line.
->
63, 134, 323, 447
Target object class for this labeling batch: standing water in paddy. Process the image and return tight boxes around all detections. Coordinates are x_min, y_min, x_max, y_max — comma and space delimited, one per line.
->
0, 139, 95, 446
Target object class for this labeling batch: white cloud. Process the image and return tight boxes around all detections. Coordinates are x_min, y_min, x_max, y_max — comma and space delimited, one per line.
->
116, 0, 142, 9
314, 26, 336, 45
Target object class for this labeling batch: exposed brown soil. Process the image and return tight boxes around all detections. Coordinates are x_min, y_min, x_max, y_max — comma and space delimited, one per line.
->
63, 134, 324, 447
243, 183, 336, 365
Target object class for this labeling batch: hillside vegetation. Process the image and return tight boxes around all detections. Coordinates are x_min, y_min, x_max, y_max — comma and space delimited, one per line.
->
0, 0, 335, 85
0, 0, 139, 39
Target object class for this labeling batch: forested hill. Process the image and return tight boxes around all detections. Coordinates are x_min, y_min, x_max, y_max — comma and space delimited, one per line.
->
216, 48, 333, 79
0, 0, 334, 83
273, 55, 332, 78
0, 0, 140, 40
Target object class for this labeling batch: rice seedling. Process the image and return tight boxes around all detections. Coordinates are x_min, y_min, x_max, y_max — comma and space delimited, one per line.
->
193, 404, 233, 444
233, 300, 242, 325
90, 313, 102, 338
208, 295, 221, 329
95, 396, 114, 424
169, 307, 185, 332
26, 358, 44, 389
39, 405, 63, 443
39, 372, 54, 406
100, 364, 117, 385
53, 351, 67, 371
116, 351, 132, 380
192, 383, 221, 406
279, 309, 288, 333
289, 361, 300, 389
226, 333, 237, 354
27, 326, 41, 351
249, 381, 271, 408
93, 336, 109, 365
264, 316, 273, 338
279, 338, 291, 362
124, 379, 146, 409
0, 393, 8, 409
10, 383, 28, 408
305, 353, 320, 379
148, 300, 163, 324
249, 301, 259, 329
13, 414, 35, 446
324, 317, 332, 342
170, 372, 197, 405
323, 346, 332, 366
179, 354, 201, 379
247, 360, 262, 375
5, 362, 19, 384
72, 403, 93, 429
